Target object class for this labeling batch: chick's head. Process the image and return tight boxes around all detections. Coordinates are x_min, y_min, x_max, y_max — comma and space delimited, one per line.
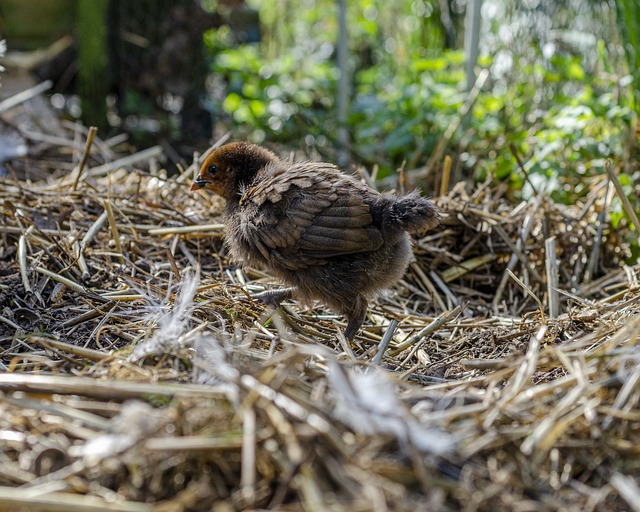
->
190, 142, 278, 199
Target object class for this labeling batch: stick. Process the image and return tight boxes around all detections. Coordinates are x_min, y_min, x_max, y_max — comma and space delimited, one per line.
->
509, 143, 539, 197
18, 234, 32, 293
81, 210, 109, 247
507, 269, 546, 324
241, 407, 257, 503
0, 80, 53, 113
0, 373, 230, 400
390, 304, 464, 356
0, 486, 153, 512
85, 146, 164, 178
545, 237, 559, 319
440, 154, 452, 197
103, 198, 122, 255
166, 247, 181, 280
147, 223, 225, 236
398, 305, 466, 366
372, 319, 398, 364
71, 126, 98, 191
34, 266, 89, 296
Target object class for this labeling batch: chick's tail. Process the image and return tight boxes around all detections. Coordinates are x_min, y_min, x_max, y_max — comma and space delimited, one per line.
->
383, 190, 441, 234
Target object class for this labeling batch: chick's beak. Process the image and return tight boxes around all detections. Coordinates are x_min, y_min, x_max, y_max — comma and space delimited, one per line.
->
190, 178, 210, 191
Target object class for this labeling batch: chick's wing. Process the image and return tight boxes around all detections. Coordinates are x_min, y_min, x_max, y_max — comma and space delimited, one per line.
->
239, 162, 383, 269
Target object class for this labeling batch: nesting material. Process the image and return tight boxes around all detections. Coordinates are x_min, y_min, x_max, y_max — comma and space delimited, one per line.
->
0, 130, 639, 511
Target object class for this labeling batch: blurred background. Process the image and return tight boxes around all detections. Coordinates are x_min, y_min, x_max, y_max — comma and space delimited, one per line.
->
0, 0, 638, 207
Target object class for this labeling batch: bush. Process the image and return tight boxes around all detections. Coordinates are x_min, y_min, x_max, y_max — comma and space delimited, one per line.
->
205, 0, 637, 213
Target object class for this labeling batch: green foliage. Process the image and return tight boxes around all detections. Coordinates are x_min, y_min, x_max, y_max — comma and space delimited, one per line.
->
205, 0, 638, 257
206, 0, 461, 159
208, 31, 337, 145
615, 0, 640, 114
473, 58, 634, 204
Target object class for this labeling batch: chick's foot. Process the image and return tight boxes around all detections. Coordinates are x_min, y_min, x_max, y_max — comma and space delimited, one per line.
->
252, 287, 295, 307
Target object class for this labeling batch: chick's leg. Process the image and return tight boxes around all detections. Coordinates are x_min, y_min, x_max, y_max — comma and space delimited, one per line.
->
253, 287, 295, 307
343, 297, 368, 340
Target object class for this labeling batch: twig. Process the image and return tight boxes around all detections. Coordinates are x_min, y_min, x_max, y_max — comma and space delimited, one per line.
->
73, 240, 90, 279
0, 80, 53, 113
0, 373, 231, 400
166, 247, 181, 280
81, 210, 109, 247
103, 198, 122, 255
26, 336, 110, 362
147, 224, 224, 236
61, 120, 116, 160
85, 146, 164, 179
34, 266, 90, 296
509, 143, 539, 197
611, 473, 640, 512
440, 155, 452, 197
430, 270, 459, 307
241, 407, 257, 503
372, 319, 398, 364
507, 269, 546, 324
440, 254, 495, 283
545, 237, 559, 319
18, 129, 89, 152
71, 126, 98, 191
0, 486, 153, 512
18, 234, 31, 293
409, 262, 447, 310
390, 304, 464, 356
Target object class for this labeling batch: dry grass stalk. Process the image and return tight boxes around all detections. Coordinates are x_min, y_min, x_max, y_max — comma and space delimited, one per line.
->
545, 236, 560, 318
0, 123, 639, 510
71, 126, 98, 191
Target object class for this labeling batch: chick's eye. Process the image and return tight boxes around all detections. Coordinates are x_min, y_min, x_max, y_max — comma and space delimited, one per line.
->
207, 164, 219, 176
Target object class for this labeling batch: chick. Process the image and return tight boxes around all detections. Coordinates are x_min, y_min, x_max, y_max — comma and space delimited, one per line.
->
191, 142, 440, 338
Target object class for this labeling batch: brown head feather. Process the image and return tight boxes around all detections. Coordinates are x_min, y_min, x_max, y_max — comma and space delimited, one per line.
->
190, 142, 279, 200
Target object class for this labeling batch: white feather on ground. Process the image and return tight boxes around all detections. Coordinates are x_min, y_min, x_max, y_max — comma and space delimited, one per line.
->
328, 362, 455, 455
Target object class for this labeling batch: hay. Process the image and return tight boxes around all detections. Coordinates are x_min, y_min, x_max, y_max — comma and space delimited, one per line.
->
1, 124, 639, 511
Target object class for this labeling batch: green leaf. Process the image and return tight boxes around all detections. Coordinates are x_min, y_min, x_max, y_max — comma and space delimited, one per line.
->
222, 93, 242, 113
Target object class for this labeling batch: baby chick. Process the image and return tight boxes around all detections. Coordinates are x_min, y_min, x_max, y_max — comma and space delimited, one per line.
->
191, 142, 440, 338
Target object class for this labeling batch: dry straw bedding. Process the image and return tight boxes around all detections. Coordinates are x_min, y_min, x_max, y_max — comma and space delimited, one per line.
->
0, 149, 639, 511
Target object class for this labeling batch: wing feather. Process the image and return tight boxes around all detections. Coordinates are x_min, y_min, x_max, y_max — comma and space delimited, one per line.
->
236, 162, 383, 268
